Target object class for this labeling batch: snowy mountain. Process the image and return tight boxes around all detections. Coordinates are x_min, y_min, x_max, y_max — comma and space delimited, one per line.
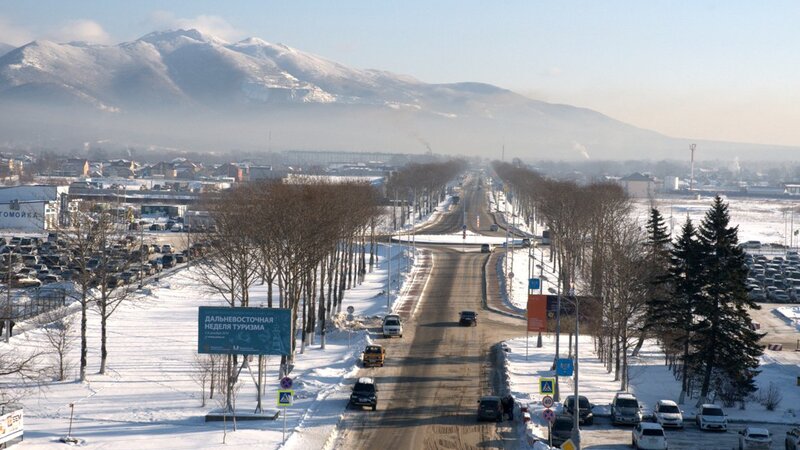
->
0, 43, 13, 58
0, 29, 794, 159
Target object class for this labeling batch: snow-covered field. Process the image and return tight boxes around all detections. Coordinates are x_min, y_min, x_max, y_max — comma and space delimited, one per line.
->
1, 242, 417, 449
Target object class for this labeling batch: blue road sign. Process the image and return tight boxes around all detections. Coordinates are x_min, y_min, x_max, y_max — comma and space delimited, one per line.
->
539, 377, 555, 395
277, 389, 294, 407
557, 358, 574, 377
462, 224, 468, 230
529, 278, 541, 290
280, 376, 293, 389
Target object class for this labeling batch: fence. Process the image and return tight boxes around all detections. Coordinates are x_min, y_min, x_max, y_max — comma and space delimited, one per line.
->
0, 287, 68, 322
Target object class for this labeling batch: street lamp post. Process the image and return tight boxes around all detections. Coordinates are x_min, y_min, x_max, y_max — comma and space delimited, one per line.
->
570, 288, 581, 449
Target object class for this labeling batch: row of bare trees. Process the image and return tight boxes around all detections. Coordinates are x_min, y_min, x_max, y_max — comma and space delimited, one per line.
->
194, 179, 381, 411
386, 160, 467, 229
493, 161, 650, 390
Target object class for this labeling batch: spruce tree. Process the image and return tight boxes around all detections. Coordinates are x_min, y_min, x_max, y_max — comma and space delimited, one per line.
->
692, 196, 763, 406
661, 218, 704, 403
635, 207, 672, 356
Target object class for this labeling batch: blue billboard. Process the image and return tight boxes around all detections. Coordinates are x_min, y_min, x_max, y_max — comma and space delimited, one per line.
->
198, 307, 292, 355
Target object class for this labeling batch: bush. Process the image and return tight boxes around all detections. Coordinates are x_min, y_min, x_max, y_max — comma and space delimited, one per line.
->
760, 382, 782, 411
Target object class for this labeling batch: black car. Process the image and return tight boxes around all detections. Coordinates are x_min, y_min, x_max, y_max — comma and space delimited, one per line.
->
161, 254, 176, 268
477, 396, 503, 422
349, 377, 377, 411
550, 416, 574, 446
564, 395, 593, 425
459, 310, 477, 326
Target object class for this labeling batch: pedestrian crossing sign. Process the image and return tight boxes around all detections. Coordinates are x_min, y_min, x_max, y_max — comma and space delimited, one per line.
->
560, 438, 576, 450
539, 377, 555, 395
277, 389, 294, 407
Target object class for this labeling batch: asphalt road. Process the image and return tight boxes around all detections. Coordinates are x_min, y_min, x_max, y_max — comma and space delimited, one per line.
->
334, 176, 527, 450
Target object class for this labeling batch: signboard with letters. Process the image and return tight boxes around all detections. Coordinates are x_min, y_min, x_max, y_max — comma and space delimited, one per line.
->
0, 407, 23, 445
527, 294, 547, 332
198, 307, 291, 355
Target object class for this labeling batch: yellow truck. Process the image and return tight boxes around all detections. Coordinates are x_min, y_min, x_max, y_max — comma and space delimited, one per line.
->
362, 345, 386, 368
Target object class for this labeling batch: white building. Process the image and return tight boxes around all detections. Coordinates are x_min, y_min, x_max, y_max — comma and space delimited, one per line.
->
0, 185, 73, 232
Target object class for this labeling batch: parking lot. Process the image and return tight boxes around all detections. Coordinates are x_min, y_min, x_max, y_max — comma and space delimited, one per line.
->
575, 416, 794, 449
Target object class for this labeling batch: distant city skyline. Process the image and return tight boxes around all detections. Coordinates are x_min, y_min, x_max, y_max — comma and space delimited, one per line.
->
1, 1, 799, 148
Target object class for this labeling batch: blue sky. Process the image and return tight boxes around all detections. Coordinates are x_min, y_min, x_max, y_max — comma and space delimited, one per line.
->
2, 1, 799, 146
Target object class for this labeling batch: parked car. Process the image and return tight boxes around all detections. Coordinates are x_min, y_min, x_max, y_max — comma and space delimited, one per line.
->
161, 244, 173, 254
170, 223, 184, 232
564, 395, 594, 425
653, 399, 683, 429
786, 427, 800, 450
632, 422, 668, 450
161, 254, 176, 268
459, 310, 477, 326
696, 404, 727, 431
10, 274, 42, 288
149, 223, 165, 231
349, 377, 377, 411
382, 314, 403, 338
489, 224, 499, 232
477, 395, 503, 422
149, 259, 163, 271
611, 392, 641, 425
748, 287, 767, 301
549, 416, 573, 446
772, 290, 791, 303
174, 254, 186, 264
738, 427, 771, 450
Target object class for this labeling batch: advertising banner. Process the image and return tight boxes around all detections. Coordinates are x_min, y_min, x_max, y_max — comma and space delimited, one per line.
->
198, 307, 291, 355
0, 407, 23, 445
527, 294, 547, 332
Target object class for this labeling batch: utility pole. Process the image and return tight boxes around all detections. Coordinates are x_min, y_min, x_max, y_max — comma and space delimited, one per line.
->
571, 288, 581, 449
689, 143, 696, 192
4, 247, 11, 343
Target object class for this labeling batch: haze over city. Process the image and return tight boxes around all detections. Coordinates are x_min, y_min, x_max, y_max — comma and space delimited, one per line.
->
1, 1, 799, 160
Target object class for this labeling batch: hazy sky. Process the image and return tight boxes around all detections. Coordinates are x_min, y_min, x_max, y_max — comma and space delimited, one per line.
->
1, 1, 799, 147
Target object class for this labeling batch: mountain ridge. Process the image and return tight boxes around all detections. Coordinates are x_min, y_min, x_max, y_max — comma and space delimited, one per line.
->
0, 29, 795, 160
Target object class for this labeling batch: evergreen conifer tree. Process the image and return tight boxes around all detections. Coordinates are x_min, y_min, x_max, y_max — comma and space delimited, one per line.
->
634, 208, 672, 356
692, 196, 763, 406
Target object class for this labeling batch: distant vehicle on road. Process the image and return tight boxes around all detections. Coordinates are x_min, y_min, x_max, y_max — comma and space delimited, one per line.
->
738, 427, 771, 449
549, 416, 573, 446
349, 377, 377, 411
480, 244, 491, 253
489, 224, 499, 232
362, 345, 385, 368
459, 310, 477, 326
696, 404, 727, 431
476, 395, 503, 422
382, 314, 403, 338
632, 422, 667, 450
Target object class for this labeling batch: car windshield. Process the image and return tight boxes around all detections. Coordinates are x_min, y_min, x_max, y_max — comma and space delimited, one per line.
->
480, 399, 499, 408
643, 429, 664, 437
461, 312, 475, 317
703, 407, 723, 416
385, 319, 400, 326
657, 404, 680, 414
748, 433, 768, 440
616, 398, 638, 408
567, 397, 589, 408
354, 383, 375, 394
553, 420, 572, 431
365, 347, 381, 354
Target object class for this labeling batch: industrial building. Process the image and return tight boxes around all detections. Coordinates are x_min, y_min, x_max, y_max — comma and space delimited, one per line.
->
0, 185, 74, 232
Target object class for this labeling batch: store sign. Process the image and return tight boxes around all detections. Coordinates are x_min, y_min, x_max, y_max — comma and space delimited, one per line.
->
0, 408, 24, 445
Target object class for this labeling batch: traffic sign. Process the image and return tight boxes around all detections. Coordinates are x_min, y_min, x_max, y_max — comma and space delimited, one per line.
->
529, 278, 540, 290
556, 358, 574, 377
509, 272, 514, 279
462, 224, 468, 230
280, 376, 293, 389
543, 408, 556, 423
277, 389, 294, 407
539, 377, 555, 395
542, 395, 554, 409
560, 438, 577, 450
347, 306, 354, 314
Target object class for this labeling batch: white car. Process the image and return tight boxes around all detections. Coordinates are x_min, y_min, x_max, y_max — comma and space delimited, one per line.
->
696, 404, 727, 431
653, 399, 683, 429
786, 427, 800, 450
382, 314, 403, 338
738, 427, 771, 450
632, 422, 667, 450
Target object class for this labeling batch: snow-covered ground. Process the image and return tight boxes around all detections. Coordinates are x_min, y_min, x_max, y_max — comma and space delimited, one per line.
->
776, 306, 800, 331
1, 241, 419, 449
636, 196, 800, 247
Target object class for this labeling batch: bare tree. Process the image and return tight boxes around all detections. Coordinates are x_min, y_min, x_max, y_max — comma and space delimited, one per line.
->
37, 310, 78, 381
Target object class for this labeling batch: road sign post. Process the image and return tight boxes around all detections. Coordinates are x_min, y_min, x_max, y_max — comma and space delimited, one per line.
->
539, 377, 555, 395
277, 389, 294, 444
